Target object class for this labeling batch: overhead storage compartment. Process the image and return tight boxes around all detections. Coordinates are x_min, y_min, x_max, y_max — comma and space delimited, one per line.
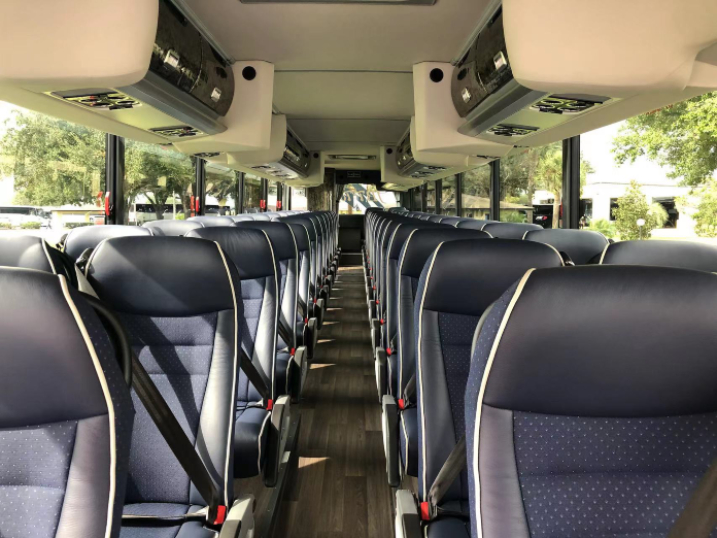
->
0, 0, 240, 143
227, 115, 313, 180
452, 5, 612, 141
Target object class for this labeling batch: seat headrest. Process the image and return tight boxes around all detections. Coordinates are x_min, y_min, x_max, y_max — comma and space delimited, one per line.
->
0, 267, 121, 425
438, 216, 465, 227
481, 265, 717, 417
0, 235, 59, 273
87, 236, 236, 316
279, 215, 317, 240
400, 228, 491, 279
143, 219, 204, 236
481, 222, 543, 239
233, 221, 296, 261
387, 222, 438, 261
524, 228, 609, 265
600, 240, 717, 272
187, 227, 276, 280
188, 216, 235, 227
230, 215, 255, 223
455, 219, 494, 231
284, 222, 310, 251
248, 214, 271, 221
419, 239, 563, 316
64, 225, 150, 259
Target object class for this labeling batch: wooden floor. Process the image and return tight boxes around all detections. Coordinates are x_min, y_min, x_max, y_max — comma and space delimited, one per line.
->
273, 265, 395, 538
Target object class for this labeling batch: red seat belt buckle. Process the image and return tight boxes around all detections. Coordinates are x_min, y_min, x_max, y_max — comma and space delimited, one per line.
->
398, 399, 405, 410
266, 399, 274, 411
380, 318, 385, 325
213, 505, 227, 525
304, 317, 309, 324
290, 347, 296, 356
386, 348, 392, 356
420, 502, 430, 521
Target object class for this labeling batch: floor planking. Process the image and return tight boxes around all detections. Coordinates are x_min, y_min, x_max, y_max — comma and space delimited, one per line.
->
269, 265, 395, 538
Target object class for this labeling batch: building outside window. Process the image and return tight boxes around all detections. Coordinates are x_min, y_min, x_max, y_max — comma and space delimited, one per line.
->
339, 184, 398, 214
425, 181, 437, 213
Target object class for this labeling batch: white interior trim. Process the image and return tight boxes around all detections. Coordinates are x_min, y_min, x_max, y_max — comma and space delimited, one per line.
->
214, 241, 240, 506
471, 269, 535, 538
58, 276, 117, 538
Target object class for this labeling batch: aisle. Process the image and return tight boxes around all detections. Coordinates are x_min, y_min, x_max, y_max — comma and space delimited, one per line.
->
274, 266, 394, 538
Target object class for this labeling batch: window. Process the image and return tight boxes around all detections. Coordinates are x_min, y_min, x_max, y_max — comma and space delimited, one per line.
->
340, 184, 398, 214
500, 142, 562, 227
292, 187, 308, 211
205, 164, 237, 216
425, 181, 437, 213
580, 93, 717, 241
267, 180, 278, 211
0, 101, 106, 241
124, 140, 195, 225
243, 174, 262, 213
442, 176, 457, 216
461, 167, 491, 219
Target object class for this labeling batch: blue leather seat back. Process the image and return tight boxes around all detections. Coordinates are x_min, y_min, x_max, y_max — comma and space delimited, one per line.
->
426, 215, 444, 223
285, 221, 312, 329
0, 235, 77, 287
143, 219, 204, 236
281, 215, 319, 303
396, 228, 491, 397
524, 228, 609, 265
600, 239, 717, 272
465, 266, 717, 538
481, 222, 543, 239
86, 236, 241, 509
455, 219, 494, 231
0, 267, 134, 538
415, 239, 563, 504
438, 216, 466, 227
307, 214, 327, 279
235, 221, 299, 350
187, 227, 279, 403
63, 224, 150, 260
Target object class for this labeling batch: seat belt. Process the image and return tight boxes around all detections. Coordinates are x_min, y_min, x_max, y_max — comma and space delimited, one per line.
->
422, 435, 468, 522
277, 318, 295, 351
667, 455, 717, 538
239, 347, 273, 406
81, 293, 226, 526
400, 374, 416, 409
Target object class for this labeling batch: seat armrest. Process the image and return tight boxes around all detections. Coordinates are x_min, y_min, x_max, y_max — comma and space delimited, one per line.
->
217, 495, 255, 538
371, 318, 381, 351
315, 298, 326, 329
382, 394, 400, 487
394, 489, 421, 538
290, 346, 308, 402
263, 395, 291, 487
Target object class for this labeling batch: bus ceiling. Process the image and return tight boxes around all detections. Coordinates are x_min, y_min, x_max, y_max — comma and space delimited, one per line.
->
0, 0, 715, 190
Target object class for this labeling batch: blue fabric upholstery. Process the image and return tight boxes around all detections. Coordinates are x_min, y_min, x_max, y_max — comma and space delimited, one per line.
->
121, 504, 214, 538
400, 407, 418, 477
234, 408, 270, 479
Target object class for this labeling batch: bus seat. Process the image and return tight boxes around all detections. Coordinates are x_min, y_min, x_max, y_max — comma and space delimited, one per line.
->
186, 227, 287, 486
465, 266, 717, 538
600, 239, 717, 272
143, 219, 204, 236
63, 224, 150, 261
0, 234, 78, 286
234, 220, 308, 401
283, 221, 315, 358
0, 267, 134, 538
85, 236, 242, 537
524, 228, 609, 265
437, 216, 467, 227
481, 222, 543, 239
406, 239, 562, 535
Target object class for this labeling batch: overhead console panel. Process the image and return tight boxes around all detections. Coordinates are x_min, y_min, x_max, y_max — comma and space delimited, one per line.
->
452, 6, 612, 142
227, 115, 313, 180
0, 0, 247, 144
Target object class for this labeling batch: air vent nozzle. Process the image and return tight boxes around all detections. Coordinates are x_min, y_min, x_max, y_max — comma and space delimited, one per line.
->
486, 124, 539, 137
150, 126, 203, 138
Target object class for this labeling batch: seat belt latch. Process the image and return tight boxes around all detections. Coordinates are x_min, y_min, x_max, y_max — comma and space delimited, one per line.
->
386, 348, 392, 356
266, 399, 274, 411
212, 505, 227, 525
398, 399, 406, 410
290, 347, 296, 356
420, 502, 431, 521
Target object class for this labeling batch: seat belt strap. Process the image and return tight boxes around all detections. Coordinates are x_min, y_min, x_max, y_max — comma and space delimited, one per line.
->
240, 347, 272, 404
424, 435, 467, 521
130, 355, 223, 522
668, 454, 717, 538
277, 318, 295, 349
402, 374, 416, 407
